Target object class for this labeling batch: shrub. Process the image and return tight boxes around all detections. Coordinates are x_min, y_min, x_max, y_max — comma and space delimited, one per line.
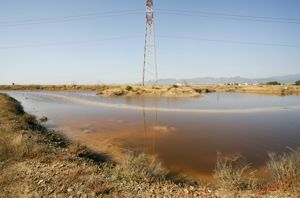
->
152, 86, 160, 90
167, 84, 178, 91
213, 152, 257, 191
265, 81, 281, 85
22, 114, 38, 128
125, 85, 133, 91
295, 80, 300, 86
120, 152, 166, 182
266, 147, 300, 191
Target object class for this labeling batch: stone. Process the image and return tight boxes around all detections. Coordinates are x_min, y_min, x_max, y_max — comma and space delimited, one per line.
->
67, 188, 73, 192
37, 180, 44, 185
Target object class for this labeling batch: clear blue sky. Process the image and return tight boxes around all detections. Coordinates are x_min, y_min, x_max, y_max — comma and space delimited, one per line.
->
1, 0, 300, 84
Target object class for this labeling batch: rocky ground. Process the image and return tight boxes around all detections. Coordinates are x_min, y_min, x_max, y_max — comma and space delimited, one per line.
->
0, 93, 298, 197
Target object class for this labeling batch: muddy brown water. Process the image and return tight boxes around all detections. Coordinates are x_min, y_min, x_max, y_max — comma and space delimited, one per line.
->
2, 91, 300, 180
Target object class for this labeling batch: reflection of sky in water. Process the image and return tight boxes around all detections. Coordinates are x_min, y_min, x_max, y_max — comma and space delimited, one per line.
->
5, 91, 300, 110
1, 90, 300, 178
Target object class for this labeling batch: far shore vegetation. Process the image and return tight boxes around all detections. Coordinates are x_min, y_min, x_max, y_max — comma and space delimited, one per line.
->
1, 82, 300, 97
265, 81, 281, 85
0, 93, 299, 197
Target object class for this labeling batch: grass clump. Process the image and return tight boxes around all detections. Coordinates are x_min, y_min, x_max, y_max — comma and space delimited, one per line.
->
266, 147, 300, 192
120, 152, 166, 182
213, 152, 257, 191
0, 133, 43, 161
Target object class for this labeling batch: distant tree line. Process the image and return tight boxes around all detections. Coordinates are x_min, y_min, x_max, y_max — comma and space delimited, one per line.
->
264, 80, 300, 86
265, 81, 281, 85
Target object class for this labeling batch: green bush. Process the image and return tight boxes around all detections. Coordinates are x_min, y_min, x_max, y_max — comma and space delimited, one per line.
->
125, 85, 133, 91
295, 80, 300, 85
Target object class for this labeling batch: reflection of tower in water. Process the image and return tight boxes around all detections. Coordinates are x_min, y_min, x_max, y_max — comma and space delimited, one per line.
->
141, 98, 158, 154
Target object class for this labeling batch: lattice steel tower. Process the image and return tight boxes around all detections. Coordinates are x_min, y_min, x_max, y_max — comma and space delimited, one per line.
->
142, 0, 157, 85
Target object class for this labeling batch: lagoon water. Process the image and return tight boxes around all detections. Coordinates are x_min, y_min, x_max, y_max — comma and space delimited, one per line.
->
2, 91, 300, 179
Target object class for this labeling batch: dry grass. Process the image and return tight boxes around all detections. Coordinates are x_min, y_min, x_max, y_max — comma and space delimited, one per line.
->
0, 93, 109, 196
0, 133, 43, 161
118, 152, 166, 182
0, 94, 45, 162
68, 142, 87, 155
266, 147, 300, 194
213, 152, 257, 191
194, 84, 300, 96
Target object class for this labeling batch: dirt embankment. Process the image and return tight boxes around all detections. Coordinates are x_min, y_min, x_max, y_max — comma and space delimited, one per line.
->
97, 85, 202, 98
0, 93, 299, 197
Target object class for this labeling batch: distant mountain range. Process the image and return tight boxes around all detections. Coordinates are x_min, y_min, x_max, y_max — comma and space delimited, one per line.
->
147, 74, 300, 85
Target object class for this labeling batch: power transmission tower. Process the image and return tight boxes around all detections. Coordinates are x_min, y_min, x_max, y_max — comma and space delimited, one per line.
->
142, 0, 158, 86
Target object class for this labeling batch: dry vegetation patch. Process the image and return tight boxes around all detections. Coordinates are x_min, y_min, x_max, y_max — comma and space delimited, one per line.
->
96, 85, 202, 98
265, 148, 300, 195
213, 153, 257, 191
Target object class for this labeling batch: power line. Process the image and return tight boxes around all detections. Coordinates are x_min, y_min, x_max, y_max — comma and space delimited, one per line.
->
158, 35, 300, 48
0, 10, 142, 24
156, 10, 300, 24
0, 35, 299, 50
0, 10, 143, 27
0, 36, 142, 50
157, 9, 300, 22
1, 9, 300, 27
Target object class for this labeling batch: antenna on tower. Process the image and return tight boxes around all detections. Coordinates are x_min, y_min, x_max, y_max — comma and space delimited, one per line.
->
142, 0, 158, 86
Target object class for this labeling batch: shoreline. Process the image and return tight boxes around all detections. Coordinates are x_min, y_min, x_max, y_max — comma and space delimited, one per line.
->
1, 84, 300, 97
0, 93, 299, 197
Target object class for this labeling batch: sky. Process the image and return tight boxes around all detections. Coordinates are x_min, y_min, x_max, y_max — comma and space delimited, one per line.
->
0, 0, 300, 84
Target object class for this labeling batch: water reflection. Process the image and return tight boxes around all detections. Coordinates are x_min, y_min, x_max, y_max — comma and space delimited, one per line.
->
142, 97, 159, 154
